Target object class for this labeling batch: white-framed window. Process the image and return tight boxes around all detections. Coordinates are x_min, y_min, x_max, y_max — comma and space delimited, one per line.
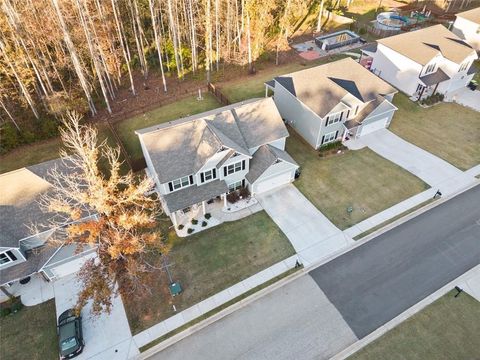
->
0, 250, 18, 266
424, 63, 436, 74
169, 175, 192, 192
322, 131, 337, 144
225, 160, 244, 176
326, 111, 344, 126
416, 83, 425, 93
228, 179, 244, 192
201, 168, 217, 183
459, 61, 470, 72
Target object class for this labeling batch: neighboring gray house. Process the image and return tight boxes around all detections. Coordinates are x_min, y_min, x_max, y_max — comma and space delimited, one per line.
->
136, 97, 299, 228
265, 57, 398, 149
0, 159, 95, 288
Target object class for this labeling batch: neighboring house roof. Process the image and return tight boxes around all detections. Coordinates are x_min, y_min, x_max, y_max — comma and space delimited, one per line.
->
274, 58, 396, 118
0, 244, 58, 284
163, 179, 228, 213
456, 7, 480, 24
0, 158, 70, 248
246, 145, 298, 184
377, 24, 475, 65
137, 97, 288, 184
419, 68, 451, 86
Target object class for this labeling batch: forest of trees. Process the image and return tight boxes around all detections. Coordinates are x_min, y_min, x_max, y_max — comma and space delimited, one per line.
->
0, 0, 327, 138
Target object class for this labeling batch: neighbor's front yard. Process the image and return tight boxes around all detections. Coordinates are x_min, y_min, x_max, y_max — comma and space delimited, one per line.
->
0, 299, 58, 360
348, 290, 480, 360
286, 130, 429, 230
390, 94, 480, 171
123, 211, 295, 334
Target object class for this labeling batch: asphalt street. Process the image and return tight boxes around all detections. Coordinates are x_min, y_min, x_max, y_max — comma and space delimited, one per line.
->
149, 184, 480, 359
310, 184, 480, 338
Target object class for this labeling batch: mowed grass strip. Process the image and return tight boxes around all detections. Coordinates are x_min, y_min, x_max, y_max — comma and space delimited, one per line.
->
390, 94, 480, 171
123, 211, 295, 334
0, 300, 58, 360
348, 290, 480, 360
286, 130, 429, 230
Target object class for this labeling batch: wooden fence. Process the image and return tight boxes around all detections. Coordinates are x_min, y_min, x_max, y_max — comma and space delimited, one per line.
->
207, 83, 231, 105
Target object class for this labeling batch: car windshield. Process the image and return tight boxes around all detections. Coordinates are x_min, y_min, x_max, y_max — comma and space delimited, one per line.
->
61, 337, 77, 352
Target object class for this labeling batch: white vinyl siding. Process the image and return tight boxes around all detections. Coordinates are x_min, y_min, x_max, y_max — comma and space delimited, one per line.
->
226, 161, 243, 175
326, 111, 343, 126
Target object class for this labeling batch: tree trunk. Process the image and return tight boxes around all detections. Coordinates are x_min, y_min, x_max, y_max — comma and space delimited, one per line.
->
148, 0, 167, 92
316, 0, 325, 33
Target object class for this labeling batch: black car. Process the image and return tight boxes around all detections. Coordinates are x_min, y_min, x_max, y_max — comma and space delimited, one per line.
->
58, 309, 84, 359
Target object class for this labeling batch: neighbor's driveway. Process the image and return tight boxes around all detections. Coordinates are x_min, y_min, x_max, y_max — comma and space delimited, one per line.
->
355, 129, 474, 195
256, 185, 353, 266
448, 88, 480, 112
53, 274, 138, 360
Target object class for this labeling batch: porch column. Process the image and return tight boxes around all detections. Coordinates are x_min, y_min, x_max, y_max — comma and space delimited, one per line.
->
202, 200, 206, 214
223, 193, 227, 207
433, 82, 439, 95
171, 211, 178, 227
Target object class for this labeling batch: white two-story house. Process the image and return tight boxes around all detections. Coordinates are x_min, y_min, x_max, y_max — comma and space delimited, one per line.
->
363, 24, 478, 100
265, 57, 398, 149
452, 7, 480, 51
136, 97, 299, 228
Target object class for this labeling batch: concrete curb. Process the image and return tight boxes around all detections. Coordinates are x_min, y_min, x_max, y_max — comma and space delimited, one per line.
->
137, 267, 306, 359
330, 264, 480, 360
137, 181, 479, 359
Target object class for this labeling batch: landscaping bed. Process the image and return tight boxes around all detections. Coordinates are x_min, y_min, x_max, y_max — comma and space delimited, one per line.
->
286, 129, 429, 230
348, 290, 480, 360
123, 210, 295, 334
0, 299, 58, 360
390, 93, 480, 171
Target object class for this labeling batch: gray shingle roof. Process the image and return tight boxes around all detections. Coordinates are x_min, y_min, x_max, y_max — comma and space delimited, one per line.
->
378, 24, 475, 65
0, 244, 58, 285
246, 145, 298, 184
419, 68, 451, 86
274, 58, 396, 118
0, 158, 71, 248
137, 97, 288, 184
163, 180, 228, 213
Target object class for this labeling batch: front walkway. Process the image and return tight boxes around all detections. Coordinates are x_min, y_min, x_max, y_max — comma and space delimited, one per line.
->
256, 185, 354, 266
346, 129, 476, 196
445, 88, 480, 111
53, 274, 138, 360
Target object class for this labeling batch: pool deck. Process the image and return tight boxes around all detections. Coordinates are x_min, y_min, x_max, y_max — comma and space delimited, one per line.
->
291, 39, 364, 61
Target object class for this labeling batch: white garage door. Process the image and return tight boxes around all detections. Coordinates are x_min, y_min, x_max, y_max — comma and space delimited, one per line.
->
254, 171, 293, 194
48, 252, 96, 279
359, 117, 388, 137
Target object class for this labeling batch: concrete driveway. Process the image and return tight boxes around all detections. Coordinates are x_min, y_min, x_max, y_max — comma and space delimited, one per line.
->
447, 87, 480, 111
354, 129, 474, 195
150, 275, 358, 360
256, 185, 353, 266
53, 275, 138, 359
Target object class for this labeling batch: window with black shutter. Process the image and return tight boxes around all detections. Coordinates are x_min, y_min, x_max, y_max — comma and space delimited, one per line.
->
212, 168, 216, 179
189, 175, 194, 184
321, 135, 325, 145
340, 111, 344, 121
242, 160, 245, 170
224, 166, 227, 177
168, 182, 173, 192
200, 173, 205, 183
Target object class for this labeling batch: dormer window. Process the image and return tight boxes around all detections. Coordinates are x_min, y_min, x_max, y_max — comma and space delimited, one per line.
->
0, 250, 18, 266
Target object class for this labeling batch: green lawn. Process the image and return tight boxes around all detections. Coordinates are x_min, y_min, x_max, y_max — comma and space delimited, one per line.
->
123, 211, 295, 334
390, 94, 480, 171
286, 130, 429, 230
348, 290, 480, 360
0, 300, 58, 360
115, 94, 221, 162
220, 54, 348, 103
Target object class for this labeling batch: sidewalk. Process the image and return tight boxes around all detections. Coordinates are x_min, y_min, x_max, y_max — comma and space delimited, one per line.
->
133, 255, 298, 349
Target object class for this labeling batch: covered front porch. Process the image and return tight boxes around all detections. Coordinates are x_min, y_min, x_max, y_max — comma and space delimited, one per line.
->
163, 180, 261, 237
413, 68, 450, 101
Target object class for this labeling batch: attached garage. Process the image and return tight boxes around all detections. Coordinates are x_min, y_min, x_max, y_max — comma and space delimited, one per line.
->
43, 249, 96, 280
358, 117, 389, 137
246, 144, 299, 195
252, 170, 294, 194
